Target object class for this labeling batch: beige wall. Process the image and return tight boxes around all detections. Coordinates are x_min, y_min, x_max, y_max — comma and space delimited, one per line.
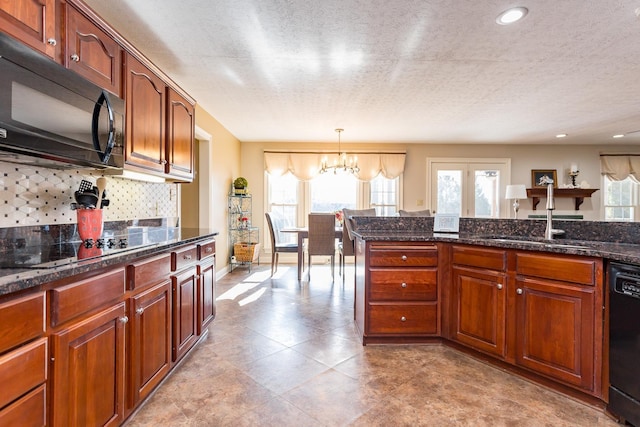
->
185, 106, 241, 270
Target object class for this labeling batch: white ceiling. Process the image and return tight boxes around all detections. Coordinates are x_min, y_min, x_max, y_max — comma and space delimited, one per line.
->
83, 0, 640, 145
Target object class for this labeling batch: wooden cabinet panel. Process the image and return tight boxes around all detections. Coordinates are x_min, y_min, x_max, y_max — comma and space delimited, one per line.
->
368, 303, 437, 334
51, 301, 126, 427
127, 253, 171, 290
452, 266, 506, 358
369, 244, 438, 267
0, 0, 57, 58
515, 252, 596, 285
129, 280, 171, 409
166, 88, 194, 180
125, 53, 166, 174
369, 268, 437, 301
0, 384, 46, 427
452, 245, 506, 271
171, 245, 198, 271
0, 291, 45, 354
171, 267, 198, 362
65, 6, 122, 96
198, 259, 216, 334
0, 337, 47, 409
50, 268, 125, 326
198, 239, 216, 261
515, 277, 596, 390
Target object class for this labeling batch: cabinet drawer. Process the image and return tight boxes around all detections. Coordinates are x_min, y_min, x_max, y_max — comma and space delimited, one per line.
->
515, 253, 597, 285
0, 337, 47, 409
368, 303, 437, 334
0, 292, 45, 354
127, 253, 172, 290
369, 245, 438, 267
453, 245, 506, 271
198, 239, 216, 261
172, 245, 198, 271
0, 384, 46, 427
369, 269, 437, 301
51, 268, 125, 326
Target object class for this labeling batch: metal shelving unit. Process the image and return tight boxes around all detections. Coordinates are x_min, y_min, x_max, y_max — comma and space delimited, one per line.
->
228, 193, 260, 271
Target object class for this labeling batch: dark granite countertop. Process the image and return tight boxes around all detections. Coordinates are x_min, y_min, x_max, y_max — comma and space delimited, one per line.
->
0, 227, 218, 297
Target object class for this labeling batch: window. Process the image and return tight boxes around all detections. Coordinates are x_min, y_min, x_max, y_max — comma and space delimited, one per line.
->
428, 159, 509, 218
309, 172, 357, 213
604, 176, 639, 221
266, 172, 298, 243
369, 175, 400, 216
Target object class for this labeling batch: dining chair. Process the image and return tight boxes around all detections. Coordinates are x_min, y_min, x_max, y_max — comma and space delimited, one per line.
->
398, 209, 431, 217
265, 212, 299, 276
306, 213, 337, 279
339, 208, 376, 277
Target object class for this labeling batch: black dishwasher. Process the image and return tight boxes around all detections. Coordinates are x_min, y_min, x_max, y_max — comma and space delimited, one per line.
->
609, 261, 640, 426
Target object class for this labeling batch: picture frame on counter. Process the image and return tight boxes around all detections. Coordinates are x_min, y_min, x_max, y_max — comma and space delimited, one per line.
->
531, 169, 558, 188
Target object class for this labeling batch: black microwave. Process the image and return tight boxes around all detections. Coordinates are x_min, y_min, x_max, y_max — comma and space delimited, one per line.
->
0, 32, 124, 170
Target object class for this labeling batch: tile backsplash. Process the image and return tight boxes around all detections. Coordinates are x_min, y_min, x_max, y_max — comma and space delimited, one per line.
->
0, 162, 179, 227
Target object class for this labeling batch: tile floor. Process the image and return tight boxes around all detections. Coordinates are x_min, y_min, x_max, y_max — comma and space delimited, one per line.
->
124, 264, 620, 427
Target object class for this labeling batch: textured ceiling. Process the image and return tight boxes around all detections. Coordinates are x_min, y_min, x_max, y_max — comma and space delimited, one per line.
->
83, 0, 640, 145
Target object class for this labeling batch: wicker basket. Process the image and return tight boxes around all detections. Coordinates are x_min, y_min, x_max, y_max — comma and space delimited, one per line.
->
233, 242, 261, 262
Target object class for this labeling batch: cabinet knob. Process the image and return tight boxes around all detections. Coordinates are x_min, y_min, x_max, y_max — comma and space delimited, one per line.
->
47, 38, 57, 46
496, 284, 503, 290
70, 54, 79, 62
136, 307, 144, 315
516, 288, 523, 295
183, 255, 192, 260
120, 316, 129, 324
206, 247, 213, 253
400, 316, 407, 322
401, 282, 407, 288
401, 255, 407, 261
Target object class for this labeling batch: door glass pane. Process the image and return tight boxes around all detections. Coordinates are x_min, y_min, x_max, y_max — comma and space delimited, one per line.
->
474, 169, 500, 218
310, 173, 356, 213
437, 170, 462, 215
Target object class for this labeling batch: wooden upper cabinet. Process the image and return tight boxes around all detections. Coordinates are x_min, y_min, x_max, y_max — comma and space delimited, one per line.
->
0, 0, 57, 58
65, 5, 122, 96
125, 52, 166, 175
166, 88, 195, 180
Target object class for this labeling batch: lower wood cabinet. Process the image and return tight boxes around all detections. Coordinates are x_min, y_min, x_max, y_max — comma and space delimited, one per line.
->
171, 266, 199, 362
50, 301, 127, 427
128, 280, 172, 410
198, 258, 216, 334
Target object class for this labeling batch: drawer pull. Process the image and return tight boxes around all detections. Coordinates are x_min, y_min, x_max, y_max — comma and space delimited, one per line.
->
401, 282, 407, 288
401, 255, 407, 261
70, 54, 80, 62
496, 284, 503, 290
400, 316, 407, 322
206, 247, 213, 253
47, 38, 57, 46
120, 316, 129, 324
183, 254, 192, 260
136, 308, 144, 315
516, 288, 523, 295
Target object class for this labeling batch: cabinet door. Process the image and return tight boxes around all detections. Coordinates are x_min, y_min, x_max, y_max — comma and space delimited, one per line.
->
65, 6, 122, 96
0, 0, 57, 58
172, 267, 198, 362
514, 277, 595, 390
51, 302, 126, 427
452, 266, 507, 358
166, 88, 194, 180
125, 53, 166, 174
198, 259, 216, 334
129, 280, 172, 409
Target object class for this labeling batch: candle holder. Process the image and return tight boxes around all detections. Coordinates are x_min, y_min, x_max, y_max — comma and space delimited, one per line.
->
569, 170, 579, 187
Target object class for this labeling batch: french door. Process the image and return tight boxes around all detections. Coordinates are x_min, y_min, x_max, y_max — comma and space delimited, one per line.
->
428, 159, 510, 218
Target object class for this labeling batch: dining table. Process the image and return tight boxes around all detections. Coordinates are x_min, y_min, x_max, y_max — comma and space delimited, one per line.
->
281, 226, 343, 280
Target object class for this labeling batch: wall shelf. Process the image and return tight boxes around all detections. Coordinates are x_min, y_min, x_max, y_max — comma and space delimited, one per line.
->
526, 188, 598, 210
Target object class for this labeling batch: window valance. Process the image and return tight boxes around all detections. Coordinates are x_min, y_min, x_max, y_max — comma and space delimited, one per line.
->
600, 155, 640, 183
264, 152, 406, 181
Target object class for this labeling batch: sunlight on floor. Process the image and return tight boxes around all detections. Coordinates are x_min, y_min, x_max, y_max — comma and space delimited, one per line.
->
216, 266, 291, 304
238, 287, 267, 306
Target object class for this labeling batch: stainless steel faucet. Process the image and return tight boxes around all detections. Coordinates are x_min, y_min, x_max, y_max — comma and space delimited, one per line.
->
538, 175, 564, 240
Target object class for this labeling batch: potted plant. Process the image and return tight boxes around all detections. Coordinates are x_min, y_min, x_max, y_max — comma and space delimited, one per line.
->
233, 177, 248, 195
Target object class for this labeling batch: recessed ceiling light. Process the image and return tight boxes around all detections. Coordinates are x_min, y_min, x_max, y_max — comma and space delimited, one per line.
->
496, 7, 529, 25
556, 133, 567, 138
613, 134, 625, 138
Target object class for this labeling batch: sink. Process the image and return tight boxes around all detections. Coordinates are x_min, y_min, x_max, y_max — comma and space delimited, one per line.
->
486, 237, 590, 250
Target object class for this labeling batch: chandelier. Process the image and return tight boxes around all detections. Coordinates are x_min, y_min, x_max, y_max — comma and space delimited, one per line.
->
319, 128, 360, 175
